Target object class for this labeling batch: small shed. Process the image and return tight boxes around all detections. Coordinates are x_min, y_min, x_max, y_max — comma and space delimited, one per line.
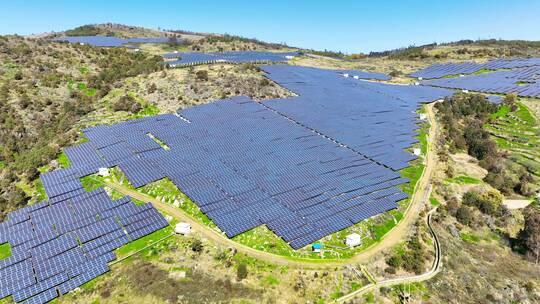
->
419, 113, 427, 120
343, 73, 349, 78
98, 168, 110, 177
353, 75, 360, 80
413, 148, 421, 156
312, 243, 323, 252
345, 233, 361, 247
174, 222, 191, 235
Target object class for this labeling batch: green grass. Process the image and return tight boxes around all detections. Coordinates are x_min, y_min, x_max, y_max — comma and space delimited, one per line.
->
134, 104, 161, 117
0, 160, 5, 169
115, 226, 173, 259
57, 150, 71, 168
474, 69, 492, 75
446, 175, 482, 185
0, 243, 12, 260
486, 101, 540, 179
460, 232, 481, 244
363, 292, 375, 303
429, 196, 441, 206
34, 178, 48, 201
490, 104, 510, 120
262, 275, 280, 286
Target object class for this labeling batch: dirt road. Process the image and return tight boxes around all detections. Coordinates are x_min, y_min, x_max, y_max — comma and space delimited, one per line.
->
335, 205, 442, 303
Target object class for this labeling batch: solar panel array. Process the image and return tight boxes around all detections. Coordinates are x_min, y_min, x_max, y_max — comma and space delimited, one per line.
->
163, 51, 300, 67
31, 65, 451, 252
1, 65, 453, 302
421, 66, 540, 98
410, 57, 540, 79
410, 62, 486, 79
337, 69, 391, 81
0, 188, 168, 304
54, 36, 176, 47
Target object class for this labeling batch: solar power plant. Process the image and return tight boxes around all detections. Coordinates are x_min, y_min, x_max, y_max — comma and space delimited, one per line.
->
421, 66, 540, 98
0, 188, 168, 304
54, 36, 175, 47
163, 51, 300, 66
0, 65, 453, 302
410, 57, 540, 79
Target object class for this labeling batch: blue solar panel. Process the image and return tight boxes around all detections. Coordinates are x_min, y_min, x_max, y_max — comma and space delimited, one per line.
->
54, 36, 176, 47
410, 57, 540, 79
164, 51, 300, 67
0, 190, 167, 303
421, 65, 540, 98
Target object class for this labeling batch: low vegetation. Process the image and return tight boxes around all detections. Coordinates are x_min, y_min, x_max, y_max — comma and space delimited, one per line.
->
0, 35, 161, 218
435, 93, 537, 196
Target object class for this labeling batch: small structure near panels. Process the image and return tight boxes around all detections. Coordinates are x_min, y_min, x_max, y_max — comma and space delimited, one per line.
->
174, 223, 192, 235
345, 233, 362, 247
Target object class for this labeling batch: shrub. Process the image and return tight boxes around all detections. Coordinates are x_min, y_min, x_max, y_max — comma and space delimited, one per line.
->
195, 70, 208, 81
456, 205, 473, 225
236, 263, 248, 280
190, 238, 203, 252
113, 95, 142, 113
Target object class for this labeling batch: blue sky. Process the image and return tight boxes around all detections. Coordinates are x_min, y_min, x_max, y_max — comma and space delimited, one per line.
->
1, 0, 539, 53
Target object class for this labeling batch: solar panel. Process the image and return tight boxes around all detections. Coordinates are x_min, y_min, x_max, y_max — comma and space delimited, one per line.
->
54, 36, 176, 47
164, 51, 300, 67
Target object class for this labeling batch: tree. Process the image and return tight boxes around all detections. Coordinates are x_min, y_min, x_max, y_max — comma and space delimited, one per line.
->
503, 93, 517, 106
462, 189, 502, 216
386, 255, 402, 268
518, 204, 540, 263
236, 263, 248, 280
456, 205, 473, 226
195, 70, 208, 81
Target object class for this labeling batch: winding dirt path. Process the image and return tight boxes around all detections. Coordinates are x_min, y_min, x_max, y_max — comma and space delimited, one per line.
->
103, 103, 440, 268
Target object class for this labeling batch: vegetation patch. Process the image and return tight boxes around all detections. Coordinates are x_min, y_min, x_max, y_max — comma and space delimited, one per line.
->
446, 175, 482, 185
115, 226, 173, 260
0, 242, 11, 260
125, 260, 259, 303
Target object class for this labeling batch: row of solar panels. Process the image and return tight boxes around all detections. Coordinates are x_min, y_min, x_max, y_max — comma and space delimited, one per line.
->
163, 51, 300, 67
54, 36, 177, 47
421, 66, 540, 98
0, 186, 168, 303
410, 57, 540, 79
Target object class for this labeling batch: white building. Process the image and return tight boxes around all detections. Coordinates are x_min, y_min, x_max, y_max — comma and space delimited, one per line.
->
174, 222, 191, 235
343, 73, 349, 78
419, 113, 427, 120
413, 148, 421, 156
98, 168, 110, 177
345, 233, 361, 247
353, 75, 360, 80
285, 55, 295, 60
